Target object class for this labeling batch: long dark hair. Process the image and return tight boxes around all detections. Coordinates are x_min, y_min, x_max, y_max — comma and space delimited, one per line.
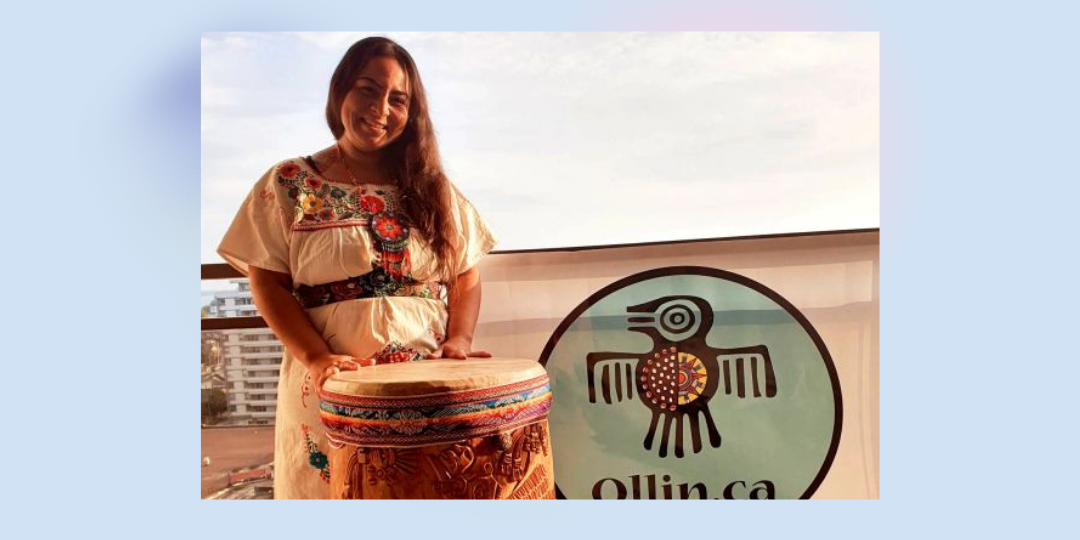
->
326, 37, 458, 284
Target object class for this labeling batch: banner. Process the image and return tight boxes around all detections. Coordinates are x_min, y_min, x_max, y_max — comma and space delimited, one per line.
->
473, 231, 878, 499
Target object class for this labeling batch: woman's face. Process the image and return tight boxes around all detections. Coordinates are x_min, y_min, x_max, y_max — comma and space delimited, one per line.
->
339, 56, 410, 153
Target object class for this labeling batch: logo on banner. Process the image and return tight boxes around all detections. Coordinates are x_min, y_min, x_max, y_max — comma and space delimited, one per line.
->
540, 267, 842, 499
587, 295, 776, 458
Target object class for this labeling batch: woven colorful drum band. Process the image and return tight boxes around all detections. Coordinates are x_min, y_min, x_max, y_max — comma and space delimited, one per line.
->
318, 374, 552, 448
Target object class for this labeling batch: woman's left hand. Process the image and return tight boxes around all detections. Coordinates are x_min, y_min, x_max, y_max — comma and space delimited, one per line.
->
425, 336, 492, 360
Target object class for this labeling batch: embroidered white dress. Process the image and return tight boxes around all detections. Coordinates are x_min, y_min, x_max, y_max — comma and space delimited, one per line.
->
217, 158, 497, 499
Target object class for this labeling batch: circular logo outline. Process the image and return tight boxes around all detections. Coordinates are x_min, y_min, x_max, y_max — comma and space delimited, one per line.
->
538, 265, 844, 499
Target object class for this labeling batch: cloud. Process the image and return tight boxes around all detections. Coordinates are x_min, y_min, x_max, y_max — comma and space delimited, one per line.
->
202, 32, 878, 261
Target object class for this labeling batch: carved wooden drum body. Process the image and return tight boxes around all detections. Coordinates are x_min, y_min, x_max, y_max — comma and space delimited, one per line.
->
319, 358, 555, 499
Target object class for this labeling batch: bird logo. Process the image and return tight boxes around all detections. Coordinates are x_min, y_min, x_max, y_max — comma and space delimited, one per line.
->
540, 266, 843, 499
587, 295, 777, 458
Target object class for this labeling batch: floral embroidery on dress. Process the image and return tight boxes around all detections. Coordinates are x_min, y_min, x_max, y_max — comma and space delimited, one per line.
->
360, 195, 385, 214
300, 423, 330, 482
276, 159, 420, 284
369, 213, 411, 279
276, 160, 401, 231
369, 341, 425, 365
298, 193, 325, 215
301, 373, 311, 409
292, 267, 444, 309
279, 162, 301, 179
371, 214, 406, 243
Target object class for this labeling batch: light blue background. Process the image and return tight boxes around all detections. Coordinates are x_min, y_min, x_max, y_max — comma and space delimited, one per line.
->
3, 0, 1075, 537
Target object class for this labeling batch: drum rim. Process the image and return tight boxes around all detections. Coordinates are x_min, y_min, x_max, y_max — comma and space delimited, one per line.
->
318, 373, 553, 448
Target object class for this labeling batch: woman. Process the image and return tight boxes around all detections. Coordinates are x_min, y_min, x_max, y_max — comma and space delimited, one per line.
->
217, 37, 497, 499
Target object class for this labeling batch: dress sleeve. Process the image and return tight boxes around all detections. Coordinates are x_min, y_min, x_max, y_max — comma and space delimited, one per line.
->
217, 164, 293, 276
448, 182, 498, 275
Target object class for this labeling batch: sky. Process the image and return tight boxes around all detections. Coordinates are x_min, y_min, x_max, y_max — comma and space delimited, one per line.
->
201, 31, 878, 267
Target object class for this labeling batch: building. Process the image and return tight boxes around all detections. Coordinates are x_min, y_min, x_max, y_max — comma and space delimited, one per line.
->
206, 279, 283, 426
205, 279, 259, 318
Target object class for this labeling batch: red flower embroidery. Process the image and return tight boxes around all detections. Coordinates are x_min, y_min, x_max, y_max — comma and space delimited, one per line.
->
371, 342, 422, 365
371, 214, 405, 242
384, 351, 412, 363
279, 162, 300, 178
329, 281, 360, 299
305, 177, 323, 190
360, 195, 385, 214
318, 208, 336, 221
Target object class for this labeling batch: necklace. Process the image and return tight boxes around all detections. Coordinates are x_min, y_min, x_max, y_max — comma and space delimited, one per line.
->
337, 142, 361, 185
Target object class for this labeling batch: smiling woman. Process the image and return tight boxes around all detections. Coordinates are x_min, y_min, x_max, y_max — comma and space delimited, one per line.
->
216, 36, 498, 499
338, 58, 410, 150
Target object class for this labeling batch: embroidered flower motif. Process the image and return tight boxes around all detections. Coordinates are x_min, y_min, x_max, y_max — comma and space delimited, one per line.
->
278, 173, 403, 231
360, 195, 386, 214
300, 424, 330, 483
279, 162, 300, 179
308, 451, 329, 469
295, 266, 444, 307
372, 341, 423, 365
300, 194, 324, 214
386, 351, 412, 363
329, 281, 361, 301
370, 213, 406, 242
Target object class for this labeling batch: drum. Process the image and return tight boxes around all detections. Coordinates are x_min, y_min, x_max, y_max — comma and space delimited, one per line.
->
318, 358, 555, 499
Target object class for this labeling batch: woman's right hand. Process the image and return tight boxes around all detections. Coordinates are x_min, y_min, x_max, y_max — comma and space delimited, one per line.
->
307, 353, 375, 391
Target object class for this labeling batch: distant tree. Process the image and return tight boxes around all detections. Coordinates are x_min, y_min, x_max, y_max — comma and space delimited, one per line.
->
202, 389, 227, 422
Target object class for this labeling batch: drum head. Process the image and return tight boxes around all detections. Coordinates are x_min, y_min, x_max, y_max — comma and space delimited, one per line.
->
321, 357, 547, 397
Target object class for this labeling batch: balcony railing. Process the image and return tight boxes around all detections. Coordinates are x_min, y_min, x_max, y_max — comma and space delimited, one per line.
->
201, 227, 879, 332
